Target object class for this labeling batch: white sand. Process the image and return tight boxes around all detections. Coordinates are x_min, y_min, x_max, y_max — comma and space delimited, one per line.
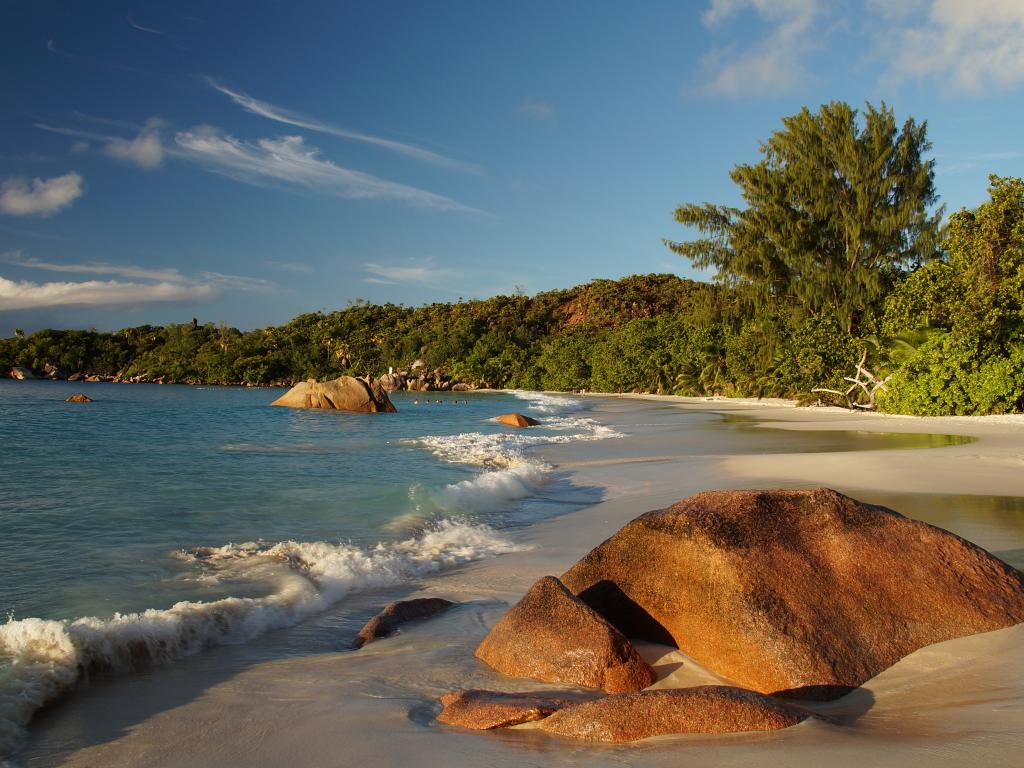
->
22, 395, 1024, 768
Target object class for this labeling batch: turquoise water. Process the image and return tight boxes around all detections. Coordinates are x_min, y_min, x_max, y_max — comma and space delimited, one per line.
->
0, 381, 613, 755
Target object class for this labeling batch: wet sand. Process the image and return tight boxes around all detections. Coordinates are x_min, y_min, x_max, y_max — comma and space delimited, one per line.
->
22, 396, 1024, 767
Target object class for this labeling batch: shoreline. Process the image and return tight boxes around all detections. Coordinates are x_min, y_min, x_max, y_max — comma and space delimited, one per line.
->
19, 393, 1024, 767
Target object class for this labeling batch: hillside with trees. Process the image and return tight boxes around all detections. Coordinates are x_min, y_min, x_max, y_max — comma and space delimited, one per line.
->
3, 102, 1023, 415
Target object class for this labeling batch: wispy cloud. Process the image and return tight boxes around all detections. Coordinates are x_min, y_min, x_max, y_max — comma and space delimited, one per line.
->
0, 224, 73, 243
934, 149, 1024, 175
0, 275, 216, 311
0, 152, 56, 164
46, 39, 150, 76
0, 172, 84, 217
127, 16, 164, 35
174, 127, 480, 212
34, 123, 111, 144
697, 0, 820, 97
265, 260, 313, 274
36, 114, 480, 214
104, 118, 165, 169
0, 252, 274, 310
363, 258, 455, 285
2, 252, 184, 282
880, 0, 1024, 93
206, 79, 483, 175
517, 100, 556, 121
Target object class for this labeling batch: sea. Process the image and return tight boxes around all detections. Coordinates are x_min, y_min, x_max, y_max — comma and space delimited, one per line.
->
0, 382, 615, 759
4, 382, 1024, 768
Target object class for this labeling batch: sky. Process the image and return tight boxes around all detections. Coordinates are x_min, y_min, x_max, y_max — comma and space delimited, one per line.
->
2, 0, 1024, 335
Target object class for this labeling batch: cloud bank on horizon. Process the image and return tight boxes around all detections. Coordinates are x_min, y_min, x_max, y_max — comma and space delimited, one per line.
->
0, 251, 274, 311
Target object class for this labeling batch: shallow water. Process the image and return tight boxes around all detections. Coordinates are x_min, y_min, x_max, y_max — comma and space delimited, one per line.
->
3, 388, 1022, 766
0, 382, 613, 758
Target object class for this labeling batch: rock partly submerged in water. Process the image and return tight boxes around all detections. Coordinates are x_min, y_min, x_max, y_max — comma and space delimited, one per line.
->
437, 689, 577, 729
64, 393, 93, 403
271, 375, 397, 413
495, 413, 540, 428
353, 597, 456, 649
474, 575, 655, 694
539, 686, 814, 742
8, 366, 36, 380
561, 487, 1024, 700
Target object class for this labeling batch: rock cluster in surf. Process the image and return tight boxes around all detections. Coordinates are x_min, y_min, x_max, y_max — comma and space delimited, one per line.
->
437, 488, 1024, 742
271, 375, 397, 413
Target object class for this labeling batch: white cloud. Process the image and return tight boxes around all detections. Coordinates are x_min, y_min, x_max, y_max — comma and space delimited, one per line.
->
2, 253, 183, 281
127, 16, 163, 35
37, 115, 480, 214
363, 259, 454, 285
517, 100, 556, 121
698, 0, 820, 97
198, 271, 275, 292
0, 252, 275, 310
207, 80, 483, 175
174, 127, 480, 213
71, 141, 90, 154
883, 0, 1024, 93
0, 172, 84, 217
104, 118, 165, 169
0, 276, 216, 310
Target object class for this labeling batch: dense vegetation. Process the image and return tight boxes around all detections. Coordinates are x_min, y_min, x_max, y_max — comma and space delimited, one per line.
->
3, 102, 1023, 414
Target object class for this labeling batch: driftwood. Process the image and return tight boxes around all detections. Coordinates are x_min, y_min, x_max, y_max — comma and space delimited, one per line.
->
812, 349, 892, 410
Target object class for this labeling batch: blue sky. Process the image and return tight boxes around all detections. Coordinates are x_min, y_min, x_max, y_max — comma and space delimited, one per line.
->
2, 0, 1023, 335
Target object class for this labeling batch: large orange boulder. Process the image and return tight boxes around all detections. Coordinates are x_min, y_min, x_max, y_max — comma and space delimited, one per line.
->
495, 413, 540, 427
437, 689, 576, 729
561, 488, 1024, 700
64, 393, 93, 403
271, 376, 396, 413
474, 576, 655, 694
539, 686, 812, 742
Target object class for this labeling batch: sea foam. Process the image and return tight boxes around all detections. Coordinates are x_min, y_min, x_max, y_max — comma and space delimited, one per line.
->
413, 391, 621, 515
0, 521, 518, 759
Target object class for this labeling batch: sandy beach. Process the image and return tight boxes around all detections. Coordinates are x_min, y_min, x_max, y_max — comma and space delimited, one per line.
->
22, 395, 1024, 768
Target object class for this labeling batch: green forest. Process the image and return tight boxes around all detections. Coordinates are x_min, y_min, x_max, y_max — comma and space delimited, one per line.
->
4, 102, 1023, 416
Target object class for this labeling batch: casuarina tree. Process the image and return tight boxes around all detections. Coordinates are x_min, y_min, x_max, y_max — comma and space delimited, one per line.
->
666, 101, 941, 335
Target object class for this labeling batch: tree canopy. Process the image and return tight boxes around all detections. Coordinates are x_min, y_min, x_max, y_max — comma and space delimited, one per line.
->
666, 101, 941, 334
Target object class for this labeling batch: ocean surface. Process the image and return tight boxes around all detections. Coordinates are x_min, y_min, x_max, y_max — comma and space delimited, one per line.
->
3, 383, 1023, 766
0, 382, 615, 758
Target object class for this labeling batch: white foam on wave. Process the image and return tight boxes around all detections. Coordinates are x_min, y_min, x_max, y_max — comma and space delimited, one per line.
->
408, 394, 622, 521
511, 390, 586, 415
0, 521, 519, 759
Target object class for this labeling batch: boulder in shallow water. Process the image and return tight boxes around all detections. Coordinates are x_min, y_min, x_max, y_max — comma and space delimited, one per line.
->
8, 366, 36, 380
496, 413, 540, 427
65, 393, 93, 403
475, 576, 655, 693
539, 686, 812, 742
561, 488, 1024, 700
271, 375, 397, 413
353, 597, 456, 649
436, 689, 576, 729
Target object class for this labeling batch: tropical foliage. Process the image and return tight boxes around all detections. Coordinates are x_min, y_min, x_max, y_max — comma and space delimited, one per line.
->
3, 105, 1023, 416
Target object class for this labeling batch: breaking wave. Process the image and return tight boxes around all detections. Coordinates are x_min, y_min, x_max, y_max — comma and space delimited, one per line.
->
411, 393, 620, 518
0, 521, 518, 759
